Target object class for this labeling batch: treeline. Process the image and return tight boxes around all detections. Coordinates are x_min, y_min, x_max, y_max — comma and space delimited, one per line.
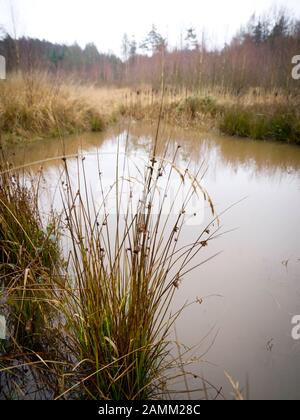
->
1, 9, 300, 91
124, 10, 300, 92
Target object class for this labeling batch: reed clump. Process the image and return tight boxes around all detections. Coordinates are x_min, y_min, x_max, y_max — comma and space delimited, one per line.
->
52, 136, 218, 400
0, 122, 220, 399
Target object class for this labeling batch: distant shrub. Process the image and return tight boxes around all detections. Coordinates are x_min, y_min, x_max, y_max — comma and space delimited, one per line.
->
90, 114, 105, 132
178, 96, 219, 119
219, 110, 252, 138
220, 104, 300, 144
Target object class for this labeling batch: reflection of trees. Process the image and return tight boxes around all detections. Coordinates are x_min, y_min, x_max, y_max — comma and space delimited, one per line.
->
7, 125, 123, 170
202, 135, 300, 181
126, 123, 300, 181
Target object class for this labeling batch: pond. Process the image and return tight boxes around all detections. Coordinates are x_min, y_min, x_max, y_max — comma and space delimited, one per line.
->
7, 121, 300, 400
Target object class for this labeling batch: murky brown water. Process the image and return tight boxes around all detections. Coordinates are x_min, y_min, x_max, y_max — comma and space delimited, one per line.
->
7, 122, 300, 400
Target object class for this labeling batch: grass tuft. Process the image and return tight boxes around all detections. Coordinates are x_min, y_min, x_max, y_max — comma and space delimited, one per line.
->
0, 113, 219, 399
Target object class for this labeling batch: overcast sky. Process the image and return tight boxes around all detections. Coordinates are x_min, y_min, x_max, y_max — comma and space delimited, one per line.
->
1, 0, 300, 55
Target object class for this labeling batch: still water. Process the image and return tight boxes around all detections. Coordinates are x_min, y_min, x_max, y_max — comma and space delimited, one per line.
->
8, 122, 300, 400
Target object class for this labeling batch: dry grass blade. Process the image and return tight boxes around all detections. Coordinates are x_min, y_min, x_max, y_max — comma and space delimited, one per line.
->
225, 371, 245, 401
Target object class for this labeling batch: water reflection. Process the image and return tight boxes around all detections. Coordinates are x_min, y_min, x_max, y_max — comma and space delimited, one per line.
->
8, 122, 300, 181
6, 122, 300, 400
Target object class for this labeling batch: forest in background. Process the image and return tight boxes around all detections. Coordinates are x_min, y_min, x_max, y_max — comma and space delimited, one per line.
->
1, 9, 300, 92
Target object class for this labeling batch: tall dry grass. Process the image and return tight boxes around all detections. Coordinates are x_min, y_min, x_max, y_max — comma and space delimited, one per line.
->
0, 72, 105, 142
1, 71, 299, 144
117, 86, 300, 143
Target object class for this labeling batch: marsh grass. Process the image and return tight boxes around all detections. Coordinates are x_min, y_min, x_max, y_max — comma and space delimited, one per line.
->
117, 88, 300, 144
220, 103, 300, 144
50, 119, 221, 399
0, 147, 62, 367
0, 73, 105, 143
177, 96, 220, 118
0, 104, 222, 400
119, 92, 221, 129
1, 73, 299, 145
